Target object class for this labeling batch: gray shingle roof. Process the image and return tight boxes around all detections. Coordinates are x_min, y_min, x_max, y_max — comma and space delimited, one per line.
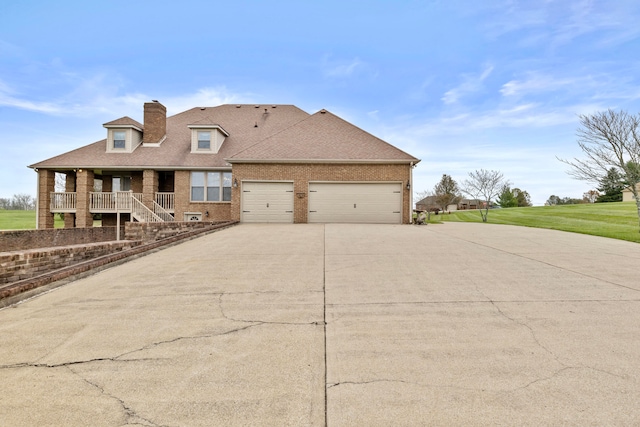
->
30, 104, 418, 170
228, 109, 419, 163
103, 116, 144, 129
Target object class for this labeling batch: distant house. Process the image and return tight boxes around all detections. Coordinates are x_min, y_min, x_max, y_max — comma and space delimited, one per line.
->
457, 199, 486, 210
29, 101, 420, 228
415, 196, 437, 212
415, 196, 483, 212
622, 184, 640, 202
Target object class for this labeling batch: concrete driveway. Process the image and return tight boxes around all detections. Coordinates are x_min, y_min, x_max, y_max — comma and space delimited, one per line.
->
2, 223, 640, 426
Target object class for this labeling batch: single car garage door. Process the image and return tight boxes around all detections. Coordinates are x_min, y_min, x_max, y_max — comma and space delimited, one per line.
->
241, 181, 294, 223
308, 182, 402, 224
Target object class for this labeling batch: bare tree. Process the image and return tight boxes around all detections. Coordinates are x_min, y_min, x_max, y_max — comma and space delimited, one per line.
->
583, 189, 600, 203
11, 193, 35, 210
461, 169, 505, 222
55, 173, 67, 193
559, 109, 640, 230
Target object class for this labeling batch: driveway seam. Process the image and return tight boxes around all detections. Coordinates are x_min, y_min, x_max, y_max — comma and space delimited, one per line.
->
323, 224, 328, 427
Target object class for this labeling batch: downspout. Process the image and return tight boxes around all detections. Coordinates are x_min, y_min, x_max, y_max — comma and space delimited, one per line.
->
35, 169, 40, 229
409, 162, 414, 224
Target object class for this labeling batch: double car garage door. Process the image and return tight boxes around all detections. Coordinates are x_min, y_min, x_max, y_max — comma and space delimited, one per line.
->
241, 181, 402, 224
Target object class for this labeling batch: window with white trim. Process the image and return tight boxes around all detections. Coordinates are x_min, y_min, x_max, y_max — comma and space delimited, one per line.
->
191, 171, 232, 202
197, 131, 211, 150
113, 131, 126, 149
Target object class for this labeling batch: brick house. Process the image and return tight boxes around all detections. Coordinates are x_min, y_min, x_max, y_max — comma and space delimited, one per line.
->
622, 184, 640, 202
29, 101, 419, 227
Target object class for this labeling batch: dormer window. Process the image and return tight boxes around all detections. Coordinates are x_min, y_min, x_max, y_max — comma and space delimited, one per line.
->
188, 123, 229, 154
103, 117, 144, 153
113, 131, 126, 149
198, 131, 211, 150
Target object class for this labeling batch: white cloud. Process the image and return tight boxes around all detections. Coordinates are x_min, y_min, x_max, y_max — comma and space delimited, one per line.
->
481, 0, 640, 48
321, 55, 378, 81
441, 64, 494, 105
323, 56, 364, 78
500, 74, 566, 97
162, 88, 246, 115
0, 72, 248, 119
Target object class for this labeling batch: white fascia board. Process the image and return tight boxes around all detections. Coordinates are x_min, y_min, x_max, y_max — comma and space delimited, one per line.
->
225, 158, 418, 164
103, 124, 143, 132
187, 124, 230, 137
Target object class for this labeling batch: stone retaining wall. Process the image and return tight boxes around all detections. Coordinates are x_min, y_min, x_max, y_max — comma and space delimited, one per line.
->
124, 221, 225, 242
0, 227, 125, 252
0, 221, 238, 306
0, 240, 141, 285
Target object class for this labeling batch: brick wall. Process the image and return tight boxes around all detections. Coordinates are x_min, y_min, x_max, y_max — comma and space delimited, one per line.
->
37, 169, 55, 229
143, 101, 167, 144
230, 163, 412, 223
0, 240, 140, 285
124, 221, 227, 242
1, 221, 237, 305
0, 227, 125, 252
174, 170, 232, 221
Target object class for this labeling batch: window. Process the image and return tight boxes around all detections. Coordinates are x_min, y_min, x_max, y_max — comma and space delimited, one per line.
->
113, 131, 126, 149
197, 131, 211, 149
191, 172, 232, 202
112, 176, 131, 192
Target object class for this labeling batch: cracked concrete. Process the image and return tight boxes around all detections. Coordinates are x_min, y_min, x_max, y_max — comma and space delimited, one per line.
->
324, 223, 640, 426
2, 223, 640, 425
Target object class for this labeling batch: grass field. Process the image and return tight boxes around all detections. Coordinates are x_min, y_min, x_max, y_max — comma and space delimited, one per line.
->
3, 204, 640, 243
432, 202, 640, 243
0, 210, 64, 230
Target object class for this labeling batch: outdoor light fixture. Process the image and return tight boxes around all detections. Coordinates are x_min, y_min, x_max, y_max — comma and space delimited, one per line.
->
233, 178, 238, 188
205, 211, 209, 217
406, 181, 410, 190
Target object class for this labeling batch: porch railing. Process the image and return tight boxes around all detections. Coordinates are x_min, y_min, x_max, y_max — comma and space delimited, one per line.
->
89, 192, 143, 212
49, 191, 175, 223
155, 192, 175, 212
50, 192, 77, 212
153, 201, 175, 222
130, 196, 164, 223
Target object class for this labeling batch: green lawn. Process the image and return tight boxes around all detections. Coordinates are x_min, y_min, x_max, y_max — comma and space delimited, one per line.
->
434, 202, 640, 243
0, 210, 64, 230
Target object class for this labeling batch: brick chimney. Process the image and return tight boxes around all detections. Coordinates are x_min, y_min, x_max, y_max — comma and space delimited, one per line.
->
143, 100, 166, 144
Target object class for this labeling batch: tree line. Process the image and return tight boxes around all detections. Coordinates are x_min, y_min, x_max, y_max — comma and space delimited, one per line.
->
0, 194, 36, 210
417, 109, 640, 230
416, 171, 532, 223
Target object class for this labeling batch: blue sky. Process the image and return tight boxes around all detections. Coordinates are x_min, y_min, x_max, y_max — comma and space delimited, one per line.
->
1, 0, 640, 205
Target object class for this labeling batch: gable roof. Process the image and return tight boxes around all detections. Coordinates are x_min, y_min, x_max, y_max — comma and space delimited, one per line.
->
227, 109, 418, 164
103, 116, 144, 129
29, 104, 419, 170
30, 105, 309, 170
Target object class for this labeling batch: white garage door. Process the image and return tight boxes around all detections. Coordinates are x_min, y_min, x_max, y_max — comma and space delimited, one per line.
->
241, 181, 294, 223
308, 182, 402, 224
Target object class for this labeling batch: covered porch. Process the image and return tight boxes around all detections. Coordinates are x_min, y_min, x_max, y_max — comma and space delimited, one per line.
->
36, 168, 175, 229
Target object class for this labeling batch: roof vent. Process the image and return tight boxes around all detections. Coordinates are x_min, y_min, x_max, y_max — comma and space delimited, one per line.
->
320, 109, 327, 114
200, 107, 206, 110
236, 105, 241, 108
254, 121, 258, 128
255, 105, 260, 108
